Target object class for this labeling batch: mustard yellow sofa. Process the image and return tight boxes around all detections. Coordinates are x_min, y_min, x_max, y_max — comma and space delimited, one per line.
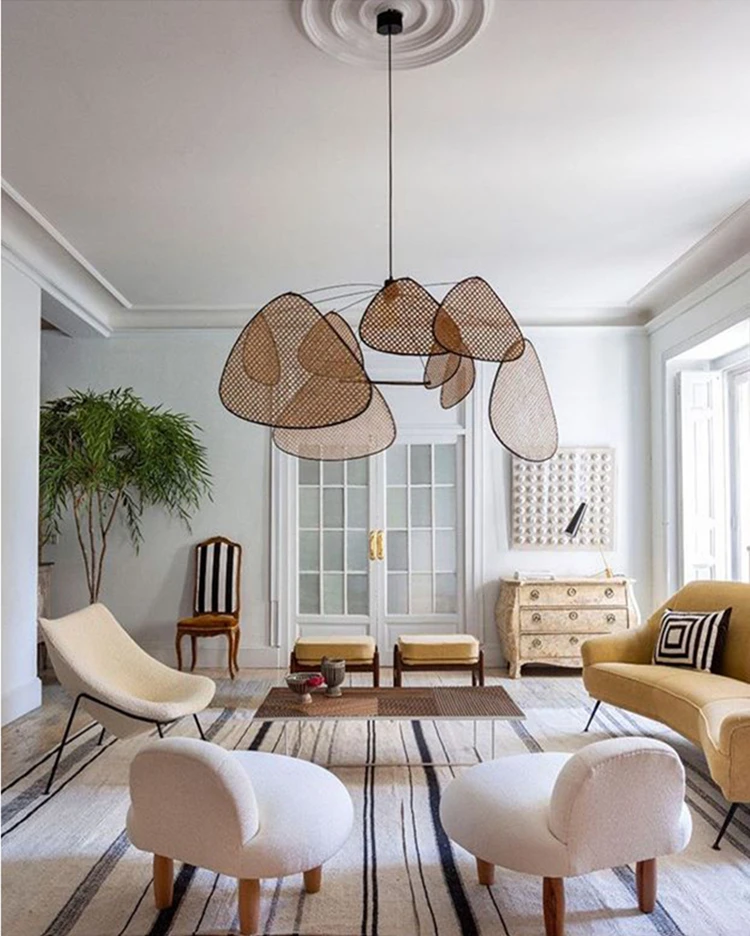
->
581, 580, 750, 849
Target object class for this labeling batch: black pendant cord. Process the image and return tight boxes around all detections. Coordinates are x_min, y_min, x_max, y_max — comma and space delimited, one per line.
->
387, 27, 394, 283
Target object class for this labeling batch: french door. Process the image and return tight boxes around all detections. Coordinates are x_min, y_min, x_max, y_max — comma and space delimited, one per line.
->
273, 433, 471, 665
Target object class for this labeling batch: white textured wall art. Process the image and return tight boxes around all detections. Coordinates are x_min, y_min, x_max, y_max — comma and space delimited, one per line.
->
511, 448, 615, 549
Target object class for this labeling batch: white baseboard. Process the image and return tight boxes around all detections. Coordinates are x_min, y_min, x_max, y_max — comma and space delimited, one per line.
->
1, 677, 43, 726
142, 642, 283, 670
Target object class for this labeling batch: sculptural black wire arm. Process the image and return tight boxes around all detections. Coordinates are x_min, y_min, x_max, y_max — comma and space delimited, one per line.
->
44, 692, 207, 795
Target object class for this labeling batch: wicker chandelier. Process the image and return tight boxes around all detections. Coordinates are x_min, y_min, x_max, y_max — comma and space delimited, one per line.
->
220, 8, 558, 463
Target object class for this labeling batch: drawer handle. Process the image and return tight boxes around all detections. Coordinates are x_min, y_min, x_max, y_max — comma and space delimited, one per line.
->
569, 611, 578, 621
567, 587, 577, 597
569, 636, 579, 645
605, 587, 614, 598
530, 589, 540, 600
532, 613, 542, 623
531, 638, 542, 648
606, 613, 616, 623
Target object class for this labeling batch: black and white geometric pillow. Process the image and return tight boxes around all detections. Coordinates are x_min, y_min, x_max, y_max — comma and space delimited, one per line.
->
653, 608, 732, 673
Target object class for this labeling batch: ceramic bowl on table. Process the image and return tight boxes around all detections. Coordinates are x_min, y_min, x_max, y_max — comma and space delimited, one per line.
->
285, 672, 324, 705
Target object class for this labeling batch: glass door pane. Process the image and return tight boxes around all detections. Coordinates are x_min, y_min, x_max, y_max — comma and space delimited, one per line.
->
385, 442, 459, 616
297, 457, 371, 616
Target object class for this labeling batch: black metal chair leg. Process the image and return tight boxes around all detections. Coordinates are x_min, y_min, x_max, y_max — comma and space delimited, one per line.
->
712, 803, 739, 850
97, 727, 106, 746
45, 695, 83, 794
193, 713, 207, 741
156, 723, 164, 738
584, 700, 601, 732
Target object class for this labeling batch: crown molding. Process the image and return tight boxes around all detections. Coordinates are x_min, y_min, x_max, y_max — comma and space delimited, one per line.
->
631, 198, 750, 318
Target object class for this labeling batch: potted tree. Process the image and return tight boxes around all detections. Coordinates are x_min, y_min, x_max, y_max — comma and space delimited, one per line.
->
39, 388, 212, 604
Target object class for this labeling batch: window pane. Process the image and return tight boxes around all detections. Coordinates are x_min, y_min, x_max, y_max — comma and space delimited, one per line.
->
387, 487, 407, 528
347, 487, 368, 529
411, 488, 432, 527
412, 531, 431, 572
299, 489, 320, 528
435, 487, 456, 527
387, 531, 408, 571
388, 573, 408, 614
323, 462, 344, 485
299, 531, 320, 572
323, 488, 344, 527
347, 531, 368, 571
387, 445, 407, 484
299, 574, 320, 614
411, 574, 432, 613
323, 531, 344, 571
410, 445, 431, 484
435, 444, 456, 483
347, 458, 369, 486
323, 574, 344, 614
436, 574, 457, 612
298, 460, 319, 485
347, 574, 368, 615
435, 531, 456, 571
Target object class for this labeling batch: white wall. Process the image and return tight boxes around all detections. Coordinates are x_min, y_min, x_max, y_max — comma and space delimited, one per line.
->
42, 324, 651, 670
479, 327, 652, 662
648, 255, 750, 601
40, 331, 275, 667
2, 259, 43, 724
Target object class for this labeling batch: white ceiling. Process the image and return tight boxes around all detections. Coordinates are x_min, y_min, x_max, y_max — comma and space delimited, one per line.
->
3, 0, 750, 322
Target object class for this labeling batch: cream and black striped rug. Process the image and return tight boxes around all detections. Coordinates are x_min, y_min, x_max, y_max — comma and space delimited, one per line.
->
2, 676, 749, 935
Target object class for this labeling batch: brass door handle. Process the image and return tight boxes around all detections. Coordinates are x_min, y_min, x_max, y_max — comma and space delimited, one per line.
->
369, 530, 377, 561
376, 530, 385, 561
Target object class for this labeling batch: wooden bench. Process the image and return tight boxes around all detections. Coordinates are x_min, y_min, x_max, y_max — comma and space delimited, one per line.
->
393, 635, 484, 686
290, 636, 380, 687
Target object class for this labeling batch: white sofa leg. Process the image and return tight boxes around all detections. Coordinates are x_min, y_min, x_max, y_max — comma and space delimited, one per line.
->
239, 878, 260, 935
153, 855, 174, 909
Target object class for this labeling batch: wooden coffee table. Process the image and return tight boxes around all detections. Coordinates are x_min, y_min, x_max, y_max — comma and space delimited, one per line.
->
253, 685, 524, 766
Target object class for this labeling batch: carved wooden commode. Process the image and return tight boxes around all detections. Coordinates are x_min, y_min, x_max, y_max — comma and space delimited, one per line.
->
495, 576, 640, 678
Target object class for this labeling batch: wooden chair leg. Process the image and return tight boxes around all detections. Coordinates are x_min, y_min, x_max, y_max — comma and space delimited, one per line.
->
636, 858, 656, 913
153, 855, 174, 909
476, 857, 494, 885
543, 877, 565, 936
190, 635, 197, 672
227, 630, 235, 679
238, 878, 260, 935
175, 631, 183, 671
233, 627, 241, 671
304, 865, 322, 893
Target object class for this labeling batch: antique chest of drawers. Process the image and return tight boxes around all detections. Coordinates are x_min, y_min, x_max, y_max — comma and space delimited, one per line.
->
495, 576, 640, 678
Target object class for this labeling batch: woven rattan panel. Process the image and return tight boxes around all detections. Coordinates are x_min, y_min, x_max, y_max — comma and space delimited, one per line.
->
220, 293, 372, 429
434, 277, 524, 363
424, 345, 461, 389
359, 278, 439, 356
441, 354, 475, 409
254, 686, 524, 720
489, 340, 558, 462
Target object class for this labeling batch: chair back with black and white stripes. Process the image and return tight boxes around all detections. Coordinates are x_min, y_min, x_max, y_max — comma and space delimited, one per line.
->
194, 537, 242, 618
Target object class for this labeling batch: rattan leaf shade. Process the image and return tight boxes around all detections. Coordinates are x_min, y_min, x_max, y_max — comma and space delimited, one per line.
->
441, 354, 475, 409
359, 277, 439, 356
434, 277, 525, 363
424, 343, 461, 389
488, 340, 558, 462
219, 293, 372, 430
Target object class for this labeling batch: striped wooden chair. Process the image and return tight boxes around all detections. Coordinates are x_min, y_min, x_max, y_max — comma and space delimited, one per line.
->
176, 536, 242, 679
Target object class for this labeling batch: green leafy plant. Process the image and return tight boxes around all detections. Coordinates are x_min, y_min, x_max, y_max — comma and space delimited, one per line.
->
39, 388, 212, 603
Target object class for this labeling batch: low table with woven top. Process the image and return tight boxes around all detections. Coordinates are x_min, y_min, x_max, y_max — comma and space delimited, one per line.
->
254, 685, 523, 765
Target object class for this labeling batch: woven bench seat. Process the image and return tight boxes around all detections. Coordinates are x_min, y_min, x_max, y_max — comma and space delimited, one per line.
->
291, 636, 380, 686
394, 635, 484, 686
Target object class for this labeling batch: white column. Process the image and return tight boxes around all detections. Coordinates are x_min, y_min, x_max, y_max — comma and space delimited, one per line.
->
2, 257, 43, 724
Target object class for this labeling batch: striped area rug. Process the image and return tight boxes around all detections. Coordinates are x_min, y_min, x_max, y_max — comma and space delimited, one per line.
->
2, 675, 750, 936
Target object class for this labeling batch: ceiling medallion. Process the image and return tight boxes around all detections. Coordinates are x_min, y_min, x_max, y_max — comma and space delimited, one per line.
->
298, 0, 493, 70
220, 8, 558, 464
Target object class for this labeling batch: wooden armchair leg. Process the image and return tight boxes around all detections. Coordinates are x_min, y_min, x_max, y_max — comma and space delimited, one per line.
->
239, 878, 260, 935
153, 855, 174, 909
543, 877, 565, 936
476, 857, 495, 885
636, 858, 656, 913
304, 865, 322, 893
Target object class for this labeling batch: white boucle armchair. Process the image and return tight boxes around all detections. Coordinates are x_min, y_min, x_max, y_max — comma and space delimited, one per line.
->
127, 738, 354, 935
40, 603, 215, 793
440, 737, 692, 936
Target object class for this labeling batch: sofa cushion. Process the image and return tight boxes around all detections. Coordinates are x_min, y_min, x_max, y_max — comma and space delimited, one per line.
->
652, 608, 730, 673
